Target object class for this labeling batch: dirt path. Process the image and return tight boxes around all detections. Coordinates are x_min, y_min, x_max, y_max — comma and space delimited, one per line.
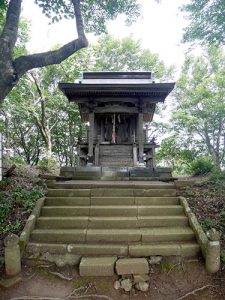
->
0, 257, 224, 300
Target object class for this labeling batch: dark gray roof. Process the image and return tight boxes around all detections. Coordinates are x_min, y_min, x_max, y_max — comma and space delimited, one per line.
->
58, 82, 175, 102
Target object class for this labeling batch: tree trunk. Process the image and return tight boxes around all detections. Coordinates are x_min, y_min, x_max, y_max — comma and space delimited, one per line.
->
0, 0, 88, 103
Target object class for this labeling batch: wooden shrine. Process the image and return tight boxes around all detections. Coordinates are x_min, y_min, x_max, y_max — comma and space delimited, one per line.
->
59, 72, 174, 173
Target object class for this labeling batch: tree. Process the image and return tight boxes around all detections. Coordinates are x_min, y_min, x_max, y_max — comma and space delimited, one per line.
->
1, 34, 173, 166
0, 0, 143, 102
182, 0, 225, 45
172, 46, 225, 168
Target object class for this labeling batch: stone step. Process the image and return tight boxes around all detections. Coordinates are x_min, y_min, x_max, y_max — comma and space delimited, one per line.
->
141, 227, 195, 242
36, 215, 188, 229
129, 242, 201, 257
91, 197, 135, 206
100, 154, 132, 158
47, 189, 91, 197
41, 205, 184, 217
45, 197, 91, 206
134, 189, 176, 197
31, 229, 87, 243
91, 197, 179, 206
90, 188, 176, 197
30, 227, 195, 244
47, 188, 176, 197
86, 229, 142, 242
138, 205, 184, 216
27, 241, 200, 257
100, 162, 133, 167
49, 182, 175, 190
138, 216, 189, 227
41, 206, 90, 216
135, 197, 179, 205
36, 217, 89, 229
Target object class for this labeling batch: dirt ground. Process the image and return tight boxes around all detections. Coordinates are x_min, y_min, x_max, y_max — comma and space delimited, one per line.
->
0, 256, 224, 300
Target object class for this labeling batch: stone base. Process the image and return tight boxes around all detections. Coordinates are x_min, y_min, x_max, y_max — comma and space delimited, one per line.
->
0, 275, 22, 288
79, 256, 117, 276
60, 166, 173, 181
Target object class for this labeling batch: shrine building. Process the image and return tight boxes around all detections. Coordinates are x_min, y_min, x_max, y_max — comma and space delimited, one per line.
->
59, 71, 175, 180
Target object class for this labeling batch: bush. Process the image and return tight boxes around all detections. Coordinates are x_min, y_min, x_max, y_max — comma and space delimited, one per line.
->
190, 157, 214, 175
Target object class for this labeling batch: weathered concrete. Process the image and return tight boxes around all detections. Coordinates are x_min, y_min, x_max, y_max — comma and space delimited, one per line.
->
86, 229, 141, 243
135, 196, 179, 205
41, 206, 90, 217
129, 244, 181, 257
88, 217, 138, 229
47, 189, 90, 197
79, 256, 117, 276
91, 188, 133, 197
116, 258, 149, 275
45, 197, 91, 206
37, 217, 89, 229
138, 205, 184, 216
4, 234, 21, 277
138, 216, 189, 227
67, 243, 128, 256
206, 229, 221, 273
19, 197, 45, 254
31, 229, 87, 243
91, 196, 135, 206
0, 275, 22, 288
180, 242, 201, 257
141, 227, 195, 242
133, 274, 150, 283
90, 206, 137, 217
134, 189, 176, 197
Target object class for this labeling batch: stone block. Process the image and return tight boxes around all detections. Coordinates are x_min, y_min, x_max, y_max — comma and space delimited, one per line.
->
116, 258, 149, 275
79, 256, 117, 276
0, 275, 22, 288
133, 274, 150, 283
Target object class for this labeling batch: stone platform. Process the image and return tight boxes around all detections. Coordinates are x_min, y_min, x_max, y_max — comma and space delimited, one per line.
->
60, 166, 173, 181
26, 180, 201, 272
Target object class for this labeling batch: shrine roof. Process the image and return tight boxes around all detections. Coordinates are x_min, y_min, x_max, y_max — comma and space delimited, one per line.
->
58, 82, 175, 102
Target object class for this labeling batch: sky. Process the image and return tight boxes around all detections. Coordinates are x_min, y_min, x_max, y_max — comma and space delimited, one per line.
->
21, 0, 190, 78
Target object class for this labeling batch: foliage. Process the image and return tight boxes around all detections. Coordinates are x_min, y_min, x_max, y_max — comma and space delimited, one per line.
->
172, 46, 225, 169
1, 35, 173, 166
35, 0, 141, 34
182, 0, 225, 45
200, 218, 216, 231
190, 156, 214, 176
0, 168, 45, 235
156, 135, 196, 174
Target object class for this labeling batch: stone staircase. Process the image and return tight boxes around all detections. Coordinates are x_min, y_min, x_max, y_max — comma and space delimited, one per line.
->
27, 181, 200, 258
99, 145, 133, 167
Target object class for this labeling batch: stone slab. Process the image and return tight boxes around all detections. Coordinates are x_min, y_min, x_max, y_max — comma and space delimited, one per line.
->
88, 217, 138, 229
86, 229, 141, 242
0, 275, 22, 288
133, 274, 150, 283
67, 244, 128, 256
116, 258, 149, 275
129, 244, 181, 257
79, 256, 117, 276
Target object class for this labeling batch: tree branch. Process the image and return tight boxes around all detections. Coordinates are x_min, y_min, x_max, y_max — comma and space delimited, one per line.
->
13, 0, 88, 78
0, 0, 22, 51
72, 0, 86, 39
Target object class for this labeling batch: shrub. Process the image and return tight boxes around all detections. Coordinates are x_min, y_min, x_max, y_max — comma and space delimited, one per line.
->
190, 157, 214, 176
200, 218, 215, 231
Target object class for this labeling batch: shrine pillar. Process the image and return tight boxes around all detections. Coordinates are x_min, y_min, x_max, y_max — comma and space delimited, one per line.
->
88, 112, 94, 165
138, 112, 144, 165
